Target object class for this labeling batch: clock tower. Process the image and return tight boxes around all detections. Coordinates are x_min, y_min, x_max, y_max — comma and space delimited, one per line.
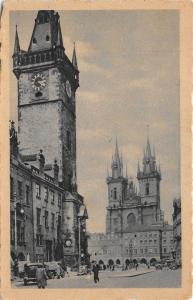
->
13, 10, 79, 189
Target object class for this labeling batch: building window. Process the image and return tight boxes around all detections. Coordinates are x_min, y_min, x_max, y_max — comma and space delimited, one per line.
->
36, 208, 41, 226
144, 240, 147, 244
26, 185, 30, 205
35, 183, 41, 198
51, 213, 55, 229
10, 177, 14, 199
154, 239, 157, 244
50, 190, 54, 204
163, 247, 167, 253
149, 240, 152, 244
140, 240, 143, 244
155, 248, 157, 253
58, 193, 62, 208
36, 234, 43, 246
144, 248, 147, 253
44, 187, 48, 201
46, 35, 50, 41
67, 131, 71, 150
18, 181, 22, 197
45, 211, 49, 228
113, 188, 117, 200
140, 248, 143, 254
163, 239, 167, 244
134, 249, 137, 255
146, 183, 149, 195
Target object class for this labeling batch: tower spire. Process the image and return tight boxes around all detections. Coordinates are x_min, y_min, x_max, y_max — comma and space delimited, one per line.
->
107, 162, 109, 178
137, 160, 140, 174
13, 25, 20, 55
126, 164, 128, 178
111, 138, 122, 178
72, 42, 78, 70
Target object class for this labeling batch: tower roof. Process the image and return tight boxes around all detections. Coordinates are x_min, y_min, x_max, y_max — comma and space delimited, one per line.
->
28, 10, 62, 52
72, 42, 78, 70
13, 25, 20, 55
56, 21, 64, 48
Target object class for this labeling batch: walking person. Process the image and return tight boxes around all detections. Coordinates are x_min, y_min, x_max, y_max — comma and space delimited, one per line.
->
135, 262, 138, 271
36, 264, 48, 289
92, 262, 99, 283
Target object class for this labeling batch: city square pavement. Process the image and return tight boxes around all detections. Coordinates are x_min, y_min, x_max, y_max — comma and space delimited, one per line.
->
13, 268, 181, 289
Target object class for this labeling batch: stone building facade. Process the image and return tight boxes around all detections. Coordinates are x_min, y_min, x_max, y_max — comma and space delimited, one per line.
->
88, 139, 173, 267
10, 10, 88, 265
173, 198, 181, 263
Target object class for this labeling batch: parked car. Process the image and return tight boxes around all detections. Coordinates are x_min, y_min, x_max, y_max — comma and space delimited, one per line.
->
155, 263, 162, 270
23, 263, 43, 285
166, 259, 179, 270
45, 261, 64, 279
77, 265, 90, 275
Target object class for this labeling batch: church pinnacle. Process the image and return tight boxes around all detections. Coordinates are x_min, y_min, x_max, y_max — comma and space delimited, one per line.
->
111, 138, 122, 178
72, 42, 78, 70
13, 25, 20, 55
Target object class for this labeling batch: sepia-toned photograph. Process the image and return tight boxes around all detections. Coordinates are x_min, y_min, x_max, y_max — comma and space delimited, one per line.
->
0, 1, 192, 299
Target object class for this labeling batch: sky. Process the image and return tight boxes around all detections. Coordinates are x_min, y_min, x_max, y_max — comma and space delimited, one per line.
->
10, 10, 180, 233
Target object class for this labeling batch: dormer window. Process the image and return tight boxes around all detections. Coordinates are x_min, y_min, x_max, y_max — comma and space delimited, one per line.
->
33, 37, 37, 44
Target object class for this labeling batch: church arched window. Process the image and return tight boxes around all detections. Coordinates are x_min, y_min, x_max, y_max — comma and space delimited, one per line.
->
146, 183, 149, 195
127, 213, 136, 226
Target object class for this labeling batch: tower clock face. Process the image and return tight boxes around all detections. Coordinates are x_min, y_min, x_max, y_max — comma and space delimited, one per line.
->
66, 80, 72, 98
32, 73, 46, 91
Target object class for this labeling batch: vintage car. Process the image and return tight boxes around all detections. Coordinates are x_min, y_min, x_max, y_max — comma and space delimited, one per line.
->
45, 261, 64, 279
23, 263, 43, 285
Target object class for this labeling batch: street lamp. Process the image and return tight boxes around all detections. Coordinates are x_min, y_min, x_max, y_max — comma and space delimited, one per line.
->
13, 192, 25, 258
14, 192, 17, 257
77, 216, 81, 273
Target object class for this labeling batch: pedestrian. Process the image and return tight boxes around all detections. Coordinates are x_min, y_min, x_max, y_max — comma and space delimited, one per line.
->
135, 263, 138, 271
92, 262, 99, 283
14, 259, 18, 277
66, 265, 70, 277
36, 264, 48, 289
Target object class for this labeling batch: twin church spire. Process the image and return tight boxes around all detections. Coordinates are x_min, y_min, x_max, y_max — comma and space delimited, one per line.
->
108, 135, 161, 180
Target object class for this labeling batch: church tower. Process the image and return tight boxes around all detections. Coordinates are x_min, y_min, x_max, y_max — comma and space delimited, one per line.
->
106, 140, 128, 234
13, 10, 79, 189
137, 136, 161, 224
